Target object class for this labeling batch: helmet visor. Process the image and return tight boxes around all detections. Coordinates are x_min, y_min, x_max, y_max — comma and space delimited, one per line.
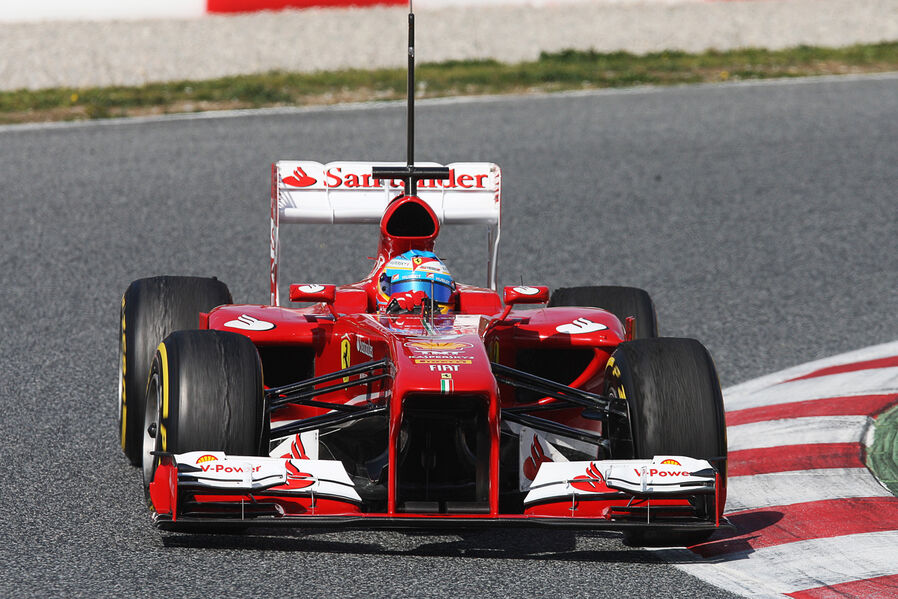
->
390, 277, 454, 304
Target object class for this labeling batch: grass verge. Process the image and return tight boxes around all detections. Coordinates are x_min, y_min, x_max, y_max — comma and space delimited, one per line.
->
868, 403, 898, 496
2, 42, 897, 124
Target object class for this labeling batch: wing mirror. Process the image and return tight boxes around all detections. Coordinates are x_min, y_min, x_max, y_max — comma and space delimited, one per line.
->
289, 283, 336, 303
503, 286, 549, 306
486, 286, 550, 332
288, 284, 338, 317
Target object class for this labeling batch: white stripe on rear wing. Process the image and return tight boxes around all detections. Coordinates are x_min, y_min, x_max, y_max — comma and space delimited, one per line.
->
270, 161, 502, 305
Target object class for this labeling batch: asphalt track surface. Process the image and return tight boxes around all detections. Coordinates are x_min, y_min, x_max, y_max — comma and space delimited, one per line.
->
1, 74, 896, 597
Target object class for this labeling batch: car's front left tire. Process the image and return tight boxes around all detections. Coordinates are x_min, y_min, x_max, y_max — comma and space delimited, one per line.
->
142, 330, 264, 494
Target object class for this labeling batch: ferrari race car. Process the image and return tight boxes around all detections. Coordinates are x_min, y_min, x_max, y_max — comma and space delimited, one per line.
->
118, 158, 728, 544
117, 7, 728, 547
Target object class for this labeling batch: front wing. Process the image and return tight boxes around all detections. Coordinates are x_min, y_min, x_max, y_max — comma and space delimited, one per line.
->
149, 452, 729, 535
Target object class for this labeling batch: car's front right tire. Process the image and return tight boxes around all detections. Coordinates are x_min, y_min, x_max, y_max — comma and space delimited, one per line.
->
604, 337, 727, 547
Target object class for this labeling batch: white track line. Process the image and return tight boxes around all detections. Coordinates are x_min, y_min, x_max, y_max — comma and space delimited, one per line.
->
727, 416, 873, 452
724, 367, 898, 412
726, 468, 891, 513
723, 340, 898, 400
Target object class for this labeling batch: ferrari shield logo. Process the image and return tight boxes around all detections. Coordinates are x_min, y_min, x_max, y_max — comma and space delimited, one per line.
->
341, 339, 351, 382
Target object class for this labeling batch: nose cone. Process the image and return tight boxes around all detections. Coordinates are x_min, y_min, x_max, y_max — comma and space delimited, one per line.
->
392, 334, 496, 397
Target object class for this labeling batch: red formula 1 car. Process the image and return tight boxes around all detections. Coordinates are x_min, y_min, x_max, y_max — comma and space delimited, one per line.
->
117, 9, 728, 547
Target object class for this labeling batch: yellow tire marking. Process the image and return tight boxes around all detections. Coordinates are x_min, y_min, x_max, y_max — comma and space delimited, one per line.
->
120, 406, 127, 449
157, 341, 170, 419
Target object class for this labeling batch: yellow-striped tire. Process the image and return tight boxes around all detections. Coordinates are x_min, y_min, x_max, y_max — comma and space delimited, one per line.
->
142, 330, 264, 495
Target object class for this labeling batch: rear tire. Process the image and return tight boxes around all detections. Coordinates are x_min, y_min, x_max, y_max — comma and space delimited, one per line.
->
604, 338, 726, 546
119, 276, 232, 466
548, 286, 658, 338
142, 330, 264, 491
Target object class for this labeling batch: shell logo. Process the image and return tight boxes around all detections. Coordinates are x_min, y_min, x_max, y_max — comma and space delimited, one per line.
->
406, 341, 473, 351
660, 458, 682, 466
196, 454, 219, 464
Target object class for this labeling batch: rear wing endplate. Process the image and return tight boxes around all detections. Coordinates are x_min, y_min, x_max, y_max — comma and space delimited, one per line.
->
270, 161, 502, 305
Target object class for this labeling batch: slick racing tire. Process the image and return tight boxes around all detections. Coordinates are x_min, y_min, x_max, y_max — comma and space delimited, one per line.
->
548, 286, 658, 339
119, 276, 232, 466
142, 330, 264, 491
604, 338, 726, 547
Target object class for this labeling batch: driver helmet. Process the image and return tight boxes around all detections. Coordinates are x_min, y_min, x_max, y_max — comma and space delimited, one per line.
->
378, 250, 456, 313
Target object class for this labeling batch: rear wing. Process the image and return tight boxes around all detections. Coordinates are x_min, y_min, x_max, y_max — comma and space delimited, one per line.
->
270, 161, 502, 305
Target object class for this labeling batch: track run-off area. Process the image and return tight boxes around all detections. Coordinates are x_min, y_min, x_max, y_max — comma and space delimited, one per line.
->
0, 74, 895, 597
661, 341, 898, 598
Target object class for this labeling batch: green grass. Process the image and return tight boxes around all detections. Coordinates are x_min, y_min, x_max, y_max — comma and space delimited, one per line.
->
2, 42, 897, 124
868, 403, 898, 496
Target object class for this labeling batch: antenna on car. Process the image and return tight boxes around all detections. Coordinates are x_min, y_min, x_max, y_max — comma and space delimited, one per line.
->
372, 1, 450, 196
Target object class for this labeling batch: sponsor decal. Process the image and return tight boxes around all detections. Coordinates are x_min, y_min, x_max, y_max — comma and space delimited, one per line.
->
224, 314, 275, 331
660, 458, 682, 466
512, 286, 541, 296
523, 435, 553, 481
272, 431, 318, 460
200, 463, 263, 474
555, 317, 608, 335
282, 166, 317, 188
297, 284, 326, 294
195, 454, 218, 464
413, 358, 472, 365
356, 336, 374, 358
429, 364, 459, 372
635, 467, 691, 478
286, 435, 309, 460
283, 461, 315, 490
440, 372, 454, 394
571, 462, 606, 492
406, 340, 473, 352
320, 167, 488, 191
412, 349, 472, 357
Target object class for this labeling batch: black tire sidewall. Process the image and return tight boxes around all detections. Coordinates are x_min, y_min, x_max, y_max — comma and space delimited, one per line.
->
604, 337, 727, 543
604, 338, 726, 463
